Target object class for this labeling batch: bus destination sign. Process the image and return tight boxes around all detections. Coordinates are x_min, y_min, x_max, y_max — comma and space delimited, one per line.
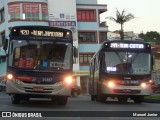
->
110, 43, 144, 49
20, 29, 64, 37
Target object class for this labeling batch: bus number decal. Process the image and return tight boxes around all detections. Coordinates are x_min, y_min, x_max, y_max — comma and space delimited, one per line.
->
20, 30, 30, 35
110, 43, 144, 49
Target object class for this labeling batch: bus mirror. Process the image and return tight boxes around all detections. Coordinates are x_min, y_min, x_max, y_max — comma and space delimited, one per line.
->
73, 47, 78, 58
3, 39, 8, 51
151, 55, 155, 65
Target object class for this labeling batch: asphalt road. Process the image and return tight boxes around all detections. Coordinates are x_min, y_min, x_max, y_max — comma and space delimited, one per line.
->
0, 91, 160, 120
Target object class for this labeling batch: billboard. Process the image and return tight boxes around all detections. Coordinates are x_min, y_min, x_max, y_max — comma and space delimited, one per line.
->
48, 0, 78, 47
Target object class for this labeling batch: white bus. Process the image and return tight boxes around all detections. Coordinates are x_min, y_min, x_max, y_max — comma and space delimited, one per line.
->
89, 40, 153, 103
3, 26, 77, 105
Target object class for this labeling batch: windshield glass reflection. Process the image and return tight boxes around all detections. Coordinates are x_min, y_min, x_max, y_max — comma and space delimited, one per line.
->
8, 40, 72, 71
103, 52, 151, 75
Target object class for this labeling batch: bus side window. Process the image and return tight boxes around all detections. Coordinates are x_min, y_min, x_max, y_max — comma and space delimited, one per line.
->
90, 60, 94, 78
89, 63, 92, 78
101, 53, 106, 71
94, 58, 98, 72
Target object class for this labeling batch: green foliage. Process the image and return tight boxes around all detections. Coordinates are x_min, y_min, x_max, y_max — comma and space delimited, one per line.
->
145, 95, 160, 99
139, 31, 160, 44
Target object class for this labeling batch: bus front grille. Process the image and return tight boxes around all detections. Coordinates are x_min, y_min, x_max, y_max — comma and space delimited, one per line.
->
113, 89, 141, 94
24, 87, 53, 93
18, 71, 53, 77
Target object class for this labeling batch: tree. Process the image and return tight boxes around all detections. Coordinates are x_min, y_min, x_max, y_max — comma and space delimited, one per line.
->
139, 31, 160, 44
106, 8, 135, 40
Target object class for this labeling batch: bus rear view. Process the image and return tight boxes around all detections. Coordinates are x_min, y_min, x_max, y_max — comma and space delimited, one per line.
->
4, 26, 75, 105
89, 40, 153, 103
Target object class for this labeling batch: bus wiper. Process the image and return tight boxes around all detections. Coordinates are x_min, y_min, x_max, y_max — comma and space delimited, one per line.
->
127, 53, 139, 74
132, 53, 139, 62
115, 52, 123, 63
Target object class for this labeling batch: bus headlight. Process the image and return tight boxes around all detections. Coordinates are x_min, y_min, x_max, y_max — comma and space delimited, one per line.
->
149, 80, 153, 83
64, 76, 73, 85
7, 73, 14, 80
141, 82, 147, 88
107, 81, 115, 88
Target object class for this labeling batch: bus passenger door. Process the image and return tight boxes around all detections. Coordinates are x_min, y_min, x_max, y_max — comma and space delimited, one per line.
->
90, 58, 97, 95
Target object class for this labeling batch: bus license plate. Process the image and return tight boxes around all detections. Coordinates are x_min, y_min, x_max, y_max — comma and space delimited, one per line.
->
121, 80, 139, 84
42, 77, 53, 83
33, 87, 44, 92
123, 89, 131, 93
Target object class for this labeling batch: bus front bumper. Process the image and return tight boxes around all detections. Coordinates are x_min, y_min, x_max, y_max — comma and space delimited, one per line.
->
101, 84, 152, 96
6, 79, 71, 97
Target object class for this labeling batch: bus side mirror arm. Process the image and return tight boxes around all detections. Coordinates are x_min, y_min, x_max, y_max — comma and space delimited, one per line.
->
73, 47, 78, 58
151, 55, 155, 70
3, 39, 8, 51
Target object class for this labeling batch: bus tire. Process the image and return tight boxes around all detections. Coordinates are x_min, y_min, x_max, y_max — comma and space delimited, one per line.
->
11, 94, 20, 104
0, 87, 2, 92
133, 96, 144, 104
91, 95, 96, 101
24, 97, 30, 101
56, 96, 68, 105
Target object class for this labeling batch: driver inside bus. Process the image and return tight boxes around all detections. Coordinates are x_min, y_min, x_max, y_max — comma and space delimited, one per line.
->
21, 48, 32, 58
52, 52, 62, 60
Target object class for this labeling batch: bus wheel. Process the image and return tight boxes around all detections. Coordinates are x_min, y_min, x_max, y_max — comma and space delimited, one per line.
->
96, 95, 106, 102
91, 95, 96, 101
133, 97, 144, 104
0, 87, 2, 92
11, 94, 20, 104
56, 96, 68, 105
24, 97, 30, 101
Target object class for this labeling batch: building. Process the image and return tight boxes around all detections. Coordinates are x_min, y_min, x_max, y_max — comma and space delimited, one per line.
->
0, 0, 108, 94
107, 31, 120, 40
107, 31, 139, 41
124, 31, 138, 40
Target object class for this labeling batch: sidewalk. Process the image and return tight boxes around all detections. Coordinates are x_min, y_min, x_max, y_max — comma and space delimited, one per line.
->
0, 75, 5, 81
144, 92, 160, 103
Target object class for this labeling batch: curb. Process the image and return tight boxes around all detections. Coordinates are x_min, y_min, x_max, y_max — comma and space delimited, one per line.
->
144, 98, 160, 103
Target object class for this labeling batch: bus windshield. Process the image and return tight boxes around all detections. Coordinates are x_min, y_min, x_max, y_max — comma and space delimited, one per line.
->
103, 51, 151, 75
8, 40, 72, 71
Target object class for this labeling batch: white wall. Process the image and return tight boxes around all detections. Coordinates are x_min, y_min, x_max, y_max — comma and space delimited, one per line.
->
0, 0, 4, 8
48, 0, 78, 47
76, 0, 97, 4
8, 0, 46, 2
48, 0, 76, 15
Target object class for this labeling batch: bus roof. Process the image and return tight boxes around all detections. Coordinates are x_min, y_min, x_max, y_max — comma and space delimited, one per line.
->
101, 40, 151, 50
102, 40, 149, 45
11, 25, 72, 32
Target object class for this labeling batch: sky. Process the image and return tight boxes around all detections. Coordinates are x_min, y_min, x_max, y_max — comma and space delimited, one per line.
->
98, 0, 160, 34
